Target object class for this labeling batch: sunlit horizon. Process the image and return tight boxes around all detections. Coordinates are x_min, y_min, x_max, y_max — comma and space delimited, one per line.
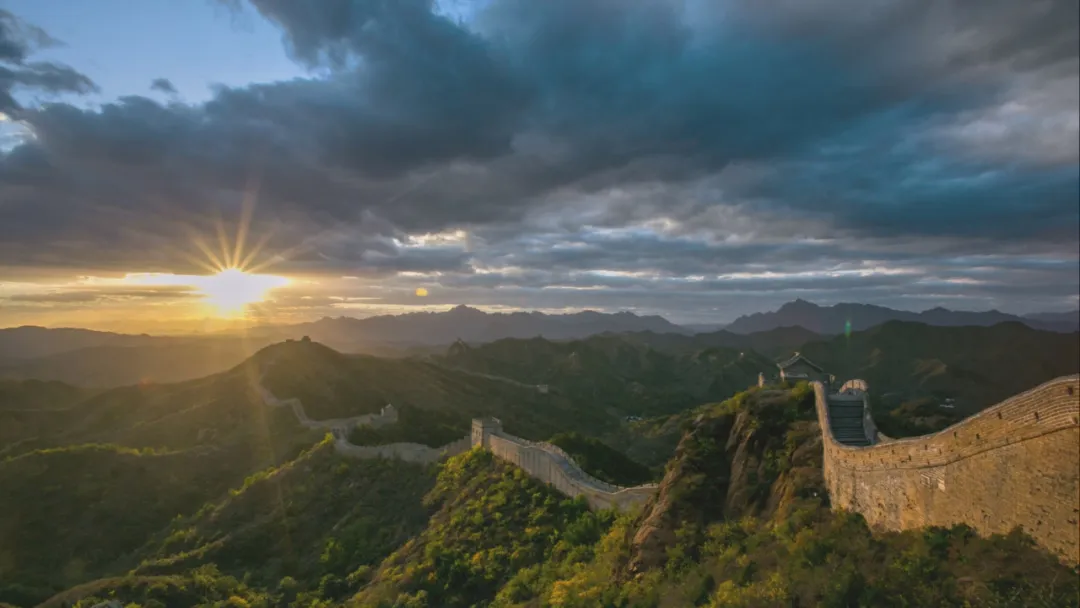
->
121, 268, 291, 318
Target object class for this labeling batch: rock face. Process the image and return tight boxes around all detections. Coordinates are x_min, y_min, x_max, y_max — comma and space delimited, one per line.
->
627, 410, 737, 573
625, 389, 824, 574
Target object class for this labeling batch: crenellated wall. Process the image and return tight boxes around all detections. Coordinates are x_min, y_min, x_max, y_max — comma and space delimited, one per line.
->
256, 364, 457, 463
814, 375, 1080, 565
332, 434, 470, 464
472, 418, 658, 511
256, 369, 397, 432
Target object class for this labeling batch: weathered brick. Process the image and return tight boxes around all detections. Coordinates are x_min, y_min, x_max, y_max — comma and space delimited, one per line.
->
816, 376, 1080, 565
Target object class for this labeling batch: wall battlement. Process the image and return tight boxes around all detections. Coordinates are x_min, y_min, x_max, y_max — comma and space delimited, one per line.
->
471, 418, 658, 511
814, 375, 1080, 565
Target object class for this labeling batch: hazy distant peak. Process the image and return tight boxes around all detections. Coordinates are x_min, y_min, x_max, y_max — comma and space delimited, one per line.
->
726, 299, 1078, 335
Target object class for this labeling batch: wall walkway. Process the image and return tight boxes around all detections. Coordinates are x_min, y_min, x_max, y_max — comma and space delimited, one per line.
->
256, 366, 458, 464
256, 363, 657, 511
473, 418, 658, 511
814, 375, 1080, 565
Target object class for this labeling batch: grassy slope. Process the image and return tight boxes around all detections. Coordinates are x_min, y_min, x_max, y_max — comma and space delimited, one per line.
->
136, 437, 435, 600
23, 438, 437, 608
0, 351, 324, 604
353, 448, 614, 608
0, 444, 244, 604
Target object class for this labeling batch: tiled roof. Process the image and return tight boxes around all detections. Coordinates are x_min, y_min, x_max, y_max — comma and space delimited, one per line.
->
777, 352, 825, 372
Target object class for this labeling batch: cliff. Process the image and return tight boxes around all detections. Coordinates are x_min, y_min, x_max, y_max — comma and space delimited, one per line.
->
626, 386, 821, 573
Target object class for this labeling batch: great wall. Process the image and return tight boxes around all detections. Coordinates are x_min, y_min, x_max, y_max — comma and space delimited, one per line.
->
816, 374, 1080, 566
257, 358, 1079, 564
256, 362, 657, 507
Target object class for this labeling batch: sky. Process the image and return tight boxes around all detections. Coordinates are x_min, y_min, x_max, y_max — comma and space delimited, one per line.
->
0, 0, 1077, 333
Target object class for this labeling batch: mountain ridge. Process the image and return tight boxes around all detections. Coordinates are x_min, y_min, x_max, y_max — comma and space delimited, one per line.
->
726, 299, 1079, 334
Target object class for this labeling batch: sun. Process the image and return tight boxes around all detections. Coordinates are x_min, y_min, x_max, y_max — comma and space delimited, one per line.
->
192, 268, 289, 317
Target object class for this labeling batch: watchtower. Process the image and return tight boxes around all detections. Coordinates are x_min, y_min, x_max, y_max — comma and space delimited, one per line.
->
471, 417, 503, 449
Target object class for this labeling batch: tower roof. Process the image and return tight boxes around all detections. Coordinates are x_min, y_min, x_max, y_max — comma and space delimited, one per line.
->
777, 352, 825, 372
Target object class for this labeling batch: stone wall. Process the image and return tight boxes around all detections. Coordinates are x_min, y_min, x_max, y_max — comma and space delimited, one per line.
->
472, 418, 658, 511
256, 371, 397, 432
332, 434, 471, 464
814, 376, 1080, 565
256, 366, 461, 463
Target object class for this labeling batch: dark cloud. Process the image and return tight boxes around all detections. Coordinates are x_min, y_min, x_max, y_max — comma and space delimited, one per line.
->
0, 0, 1077, 322
149, 78, 178, 94
0, 9, 56, 63
0, 10, 96, 112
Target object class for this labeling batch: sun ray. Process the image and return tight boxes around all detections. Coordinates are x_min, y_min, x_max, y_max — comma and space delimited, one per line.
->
233, 172, 261, 271
191, 236, 227, 273
215, 214, 234, 269
182, 252, 224, 276
245, 241, 313, 275
238, 229, 276, 272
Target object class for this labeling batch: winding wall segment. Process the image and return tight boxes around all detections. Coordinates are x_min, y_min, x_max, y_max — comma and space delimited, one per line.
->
472, 418, 658, 511
814, 375, 1080, 565
255, 359, 657, 510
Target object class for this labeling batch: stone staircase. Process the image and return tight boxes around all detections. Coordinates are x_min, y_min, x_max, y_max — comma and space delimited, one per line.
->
827, 399, 870, 446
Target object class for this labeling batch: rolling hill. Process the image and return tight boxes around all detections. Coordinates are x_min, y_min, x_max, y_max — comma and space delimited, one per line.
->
0, 326, 164, 360
612, 325, 821, 358
433, 333, 776, 420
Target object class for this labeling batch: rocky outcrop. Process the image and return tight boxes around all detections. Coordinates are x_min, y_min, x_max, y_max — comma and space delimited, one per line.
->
626, 389, 823, 574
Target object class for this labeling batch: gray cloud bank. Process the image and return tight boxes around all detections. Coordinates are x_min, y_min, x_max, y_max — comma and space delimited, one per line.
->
0, 0, 1077, 323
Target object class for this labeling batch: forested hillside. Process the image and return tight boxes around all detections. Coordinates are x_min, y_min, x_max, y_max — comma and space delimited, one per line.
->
4, 337, 1077, 608
798, 321, 1080, 435
435, 334, 775, 420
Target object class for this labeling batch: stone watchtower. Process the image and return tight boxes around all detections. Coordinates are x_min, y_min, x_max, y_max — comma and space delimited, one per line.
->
471, 417, 503, 449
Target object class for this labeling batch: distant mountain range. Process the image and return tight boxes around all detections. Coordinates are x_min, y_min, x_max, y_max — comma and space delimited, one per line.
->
2, 302, 1076, 387
252, 305, 688, 348
725, 299, 1079, 335
0, 307, 686, 386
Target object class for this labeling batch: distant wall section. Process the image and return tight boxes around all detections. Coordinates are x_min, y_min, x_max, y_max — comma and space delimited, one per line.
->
814, 376, 1080, 565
